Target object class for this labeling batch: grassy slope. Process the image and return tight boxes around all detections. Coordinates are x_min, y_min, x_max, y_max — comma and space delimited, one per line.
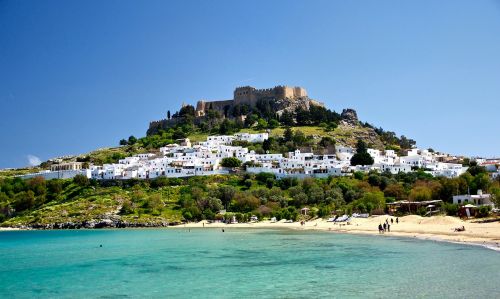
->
190, 123, 386, 150
2, 183, 183, 227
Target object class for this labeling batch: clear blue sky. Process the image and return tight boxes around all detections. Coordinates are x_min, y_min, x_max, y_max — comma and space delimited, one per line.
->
1, 0, 499, 168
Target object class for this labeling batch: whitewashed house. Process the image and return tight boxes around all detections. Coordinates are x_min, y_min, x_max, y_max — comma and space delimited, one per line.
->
453, 190, 494, 207
234, 132, 269, 143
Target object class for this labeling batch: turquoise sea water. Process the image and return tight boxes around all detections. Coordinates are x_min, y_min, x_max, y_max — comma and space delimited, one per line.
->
1, 229, 499, 298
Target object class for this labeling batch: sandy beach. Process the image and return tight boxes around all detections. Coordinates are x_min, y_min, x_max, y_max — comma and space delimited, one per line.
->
2, 216, 499, 251
183, 215, 500, 251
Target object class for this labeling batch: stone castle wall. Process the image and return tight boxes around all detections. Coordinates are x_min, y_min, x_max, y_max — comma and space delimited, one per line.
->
195, 99, 233, 117
233, 86, 307, 106
148, 85, 317, 135
194, 86, 308, 116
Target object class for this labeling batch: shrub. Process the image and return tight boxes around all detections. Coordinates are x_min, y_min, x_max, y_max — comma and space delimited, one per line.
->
444, 203, 459, 216
120, 199, 135, 215
256, 172, 275, 184
417, 206, 427, 216
73, 175, 89, 187
221, 157, 242, 168
476, 205, 491, 218
150, 177, 169, 188
317, 206, 331, 218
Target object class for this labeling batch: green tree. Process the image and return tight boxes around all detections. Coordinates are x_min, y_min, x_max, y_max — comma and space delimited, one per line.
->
73, 175, 90, 187
218, 185, 236, 209
350, 140, 374, 166
244, 114, 259, 128
219, 119, 238, 135
471, 173, 491, 193
256, 118, 268, 130
146, 193, 164, 214
292, 130, 307, 146
128, 135, 137, 145
409, 185, 432, 202
120, 198, 135, 215
383, 183, 406, 201
172, 128, 187, 139
47, 179, 63, 195
368, 174, 381, 187
268, 119, 279, 129
28, 176, 46, 197
490, 186, 500, 208
178, 105, 195, 117
13, 190, 35, 211
232, 192, 260, 212
280, 110, 295, 126
221, 157, 242, 168
308, 185, 324, 204
467, 165, 487, 176
206, 197, 223, 213
283, 127, 294, 142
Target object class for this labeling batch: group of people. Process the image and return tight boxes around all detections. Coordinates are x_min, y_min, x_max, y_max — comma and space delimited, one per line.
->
378, 217, 398, 233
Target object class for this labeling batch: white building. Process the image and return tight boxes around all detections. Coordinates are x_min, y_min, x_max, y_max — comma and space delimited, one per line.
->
20, 169, 91, 180
18, 133, 472, 181
452, 190, 494, 207
234, 132, 269, 143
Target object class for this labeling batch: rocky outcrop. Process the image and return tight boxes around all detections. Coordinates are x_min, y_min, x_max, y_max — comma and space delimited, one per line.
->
22, 220, 174, 230
15, 215, 177, 230
274, 96, 323, 114
340, 108, 359, 126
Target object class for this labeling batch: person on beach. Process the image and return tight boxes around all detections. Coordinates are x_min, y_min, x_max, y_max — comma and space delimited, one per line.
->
391, 218, 393, 224
378, 224, 383, 233
383, 223, 386, 232
387, 223, 390, 232
396, 217, 399, 224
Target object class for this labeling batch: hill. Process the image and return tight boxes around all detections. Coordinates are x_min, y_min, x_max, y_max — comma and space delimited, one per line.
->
35, 86, 415, 168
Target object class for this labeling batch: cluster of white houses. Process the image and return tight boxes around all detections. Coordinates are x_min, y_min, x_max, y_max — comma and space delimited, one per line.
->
85, 134, 478, 180
20, 132, 491, 183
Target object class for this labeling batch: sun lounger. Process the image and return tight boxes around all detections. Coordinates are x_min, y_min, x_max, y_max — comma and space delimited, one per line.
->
335, 215, 349, 222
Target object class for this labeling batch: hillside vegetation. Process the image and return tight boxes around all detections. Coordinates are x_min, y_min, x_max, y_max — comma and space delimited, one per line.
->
70, 122, 400, 168
1, 165, 498, 228
28, 97, 417, 168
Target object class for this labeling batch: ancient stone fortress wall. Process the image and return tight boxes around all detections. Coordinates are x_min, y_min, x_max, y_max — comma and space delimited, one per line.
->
194, 85, 308, 116
233, 85, 307, 106
195, 99, 233, 117
149, 85, 319, 135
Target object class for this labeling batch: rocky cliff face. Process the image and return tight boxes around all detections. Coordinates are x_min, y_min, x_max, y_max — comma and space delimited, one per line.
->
274, 97, 323, 114
340, 108, 359, 126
